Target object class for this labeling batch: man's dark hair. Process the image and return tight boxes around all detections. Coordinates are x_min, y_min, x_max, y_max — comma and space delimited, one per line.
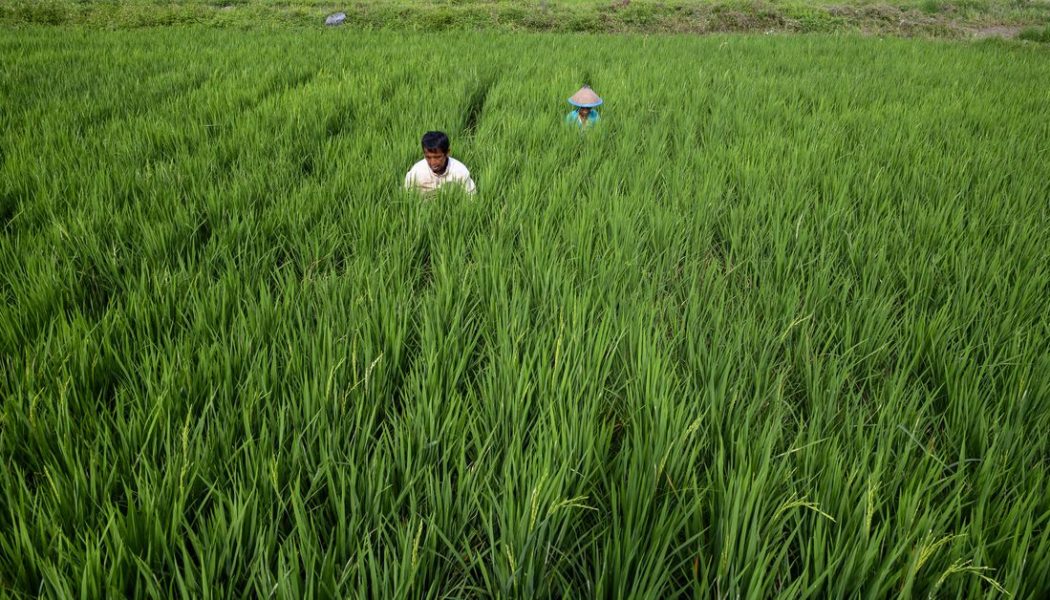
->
421, 131, 450, 153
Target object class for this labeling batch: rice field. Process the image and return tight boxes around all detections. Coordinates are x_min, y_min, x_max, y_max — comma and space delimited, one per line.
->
1, 26, 1049, 598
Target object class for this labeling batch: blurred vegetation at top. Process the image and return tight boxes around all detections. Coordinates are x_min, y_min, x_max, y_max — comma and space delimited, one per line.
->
3, 0, 1050, 38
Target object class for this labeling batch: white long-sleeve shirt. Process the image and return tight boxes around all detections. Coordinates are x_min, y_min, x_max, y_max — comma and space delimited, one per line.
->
403, 157, 476, 195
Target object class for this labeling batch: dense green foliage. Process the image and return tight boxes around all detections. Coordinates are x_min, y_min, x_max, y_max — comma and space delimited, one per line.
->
1018, 23, 1050, 40
2, 27, 1049, 598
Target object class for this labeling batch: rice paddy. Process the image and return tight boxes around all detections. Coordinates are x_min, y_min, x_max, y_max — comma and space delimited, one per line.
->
1, 26, 1049, 598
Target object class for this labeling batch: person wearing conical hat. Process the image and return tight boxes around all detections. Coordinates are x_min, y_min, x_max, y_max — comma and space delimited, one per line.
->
565, 85, 602, 129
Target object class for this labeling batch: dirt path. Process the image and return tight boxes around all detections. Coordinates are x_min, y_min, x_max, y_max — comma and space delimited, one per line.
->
968, 25, 1025, 39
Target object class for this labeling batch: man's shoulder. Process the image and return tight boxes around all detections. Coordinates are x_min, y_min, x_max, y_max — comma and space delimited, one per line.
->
406, 160, 432, 182
447, 157, 471, 175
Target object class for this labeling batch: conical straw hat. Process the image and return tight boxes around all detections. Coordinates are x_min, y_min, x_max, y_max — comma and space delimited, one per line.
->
568, 86, 603, 108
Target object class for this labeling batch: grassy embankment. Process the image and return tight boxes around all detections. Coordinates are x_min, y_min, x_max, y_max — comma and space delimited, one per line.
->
3, 0, 1050, 37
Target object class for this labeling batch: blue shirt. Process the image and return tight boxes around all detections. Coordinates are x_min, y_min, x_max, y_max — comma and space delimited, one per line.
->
565, 109, 600, 128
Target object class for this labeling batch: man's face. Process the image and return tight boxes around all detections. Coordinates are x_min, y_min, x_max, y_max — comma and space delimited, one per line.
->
424, 149, 449, 174
579, 107, 592, 119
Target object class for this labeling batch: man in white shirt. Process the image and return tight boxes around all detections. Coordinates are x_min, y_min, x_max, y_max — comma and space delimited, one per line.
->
403, 131, 476, 195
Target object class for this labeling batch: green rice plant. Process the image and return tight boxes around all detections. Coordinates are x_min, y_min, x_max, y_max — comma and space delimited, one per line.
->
1, 25, 1049, 599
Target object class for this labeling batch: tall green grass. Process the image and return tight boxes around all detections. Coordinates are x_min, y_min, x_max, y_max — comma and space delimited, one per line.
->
1, 27, 1049, 598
